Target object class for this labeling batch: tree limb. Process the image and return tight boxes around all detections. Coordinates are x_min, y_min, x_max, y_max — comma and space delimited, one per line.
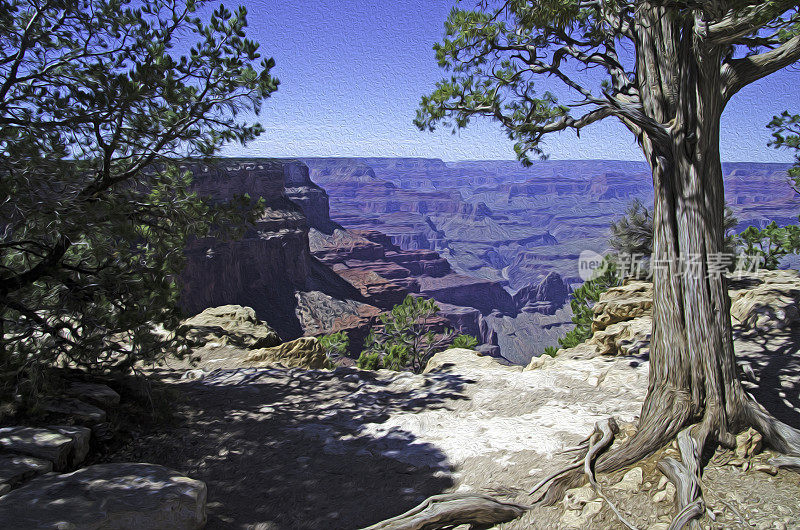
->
722, 34, 800, 100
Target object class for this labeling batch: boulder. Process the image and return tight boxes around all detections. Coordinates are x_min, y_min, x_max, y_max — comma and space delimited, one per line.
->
729, 270, 800, 331
244, 337, 331, 369
0, 425, 89, 471
589, 316, 652, 357
424, 348, 520, 374
67, 382, 121, 408
42, 397, 107, 424
0, 463, 206, 529
592, 281, 653, 331
0, 454, 52, 492
181, 305, 281, 349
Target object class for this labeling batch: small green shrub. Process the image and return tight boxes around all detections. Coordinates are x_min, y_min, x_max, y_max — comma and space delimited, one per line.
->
452, 334, 479, 350
318, 331, 349, 360
558, 257, 620, 349
357, 295, 453, 373
738, 221, 800, 270
543, 346, 558, 358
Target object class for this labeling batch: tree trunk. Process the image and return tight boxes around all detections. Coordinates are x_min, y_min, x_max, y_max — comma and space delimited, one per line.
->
544, 5, 800, 503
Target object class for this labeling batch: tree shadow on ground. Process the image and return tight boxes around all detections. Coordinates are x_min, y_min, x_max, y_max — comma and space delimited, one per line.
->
110, 366, 474, 529
734, 324, 800, 430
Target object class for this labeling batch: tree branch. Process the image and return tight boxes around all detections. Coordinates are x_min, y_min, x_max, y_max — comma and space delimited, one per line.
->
722, 34, 800, 100
706, 2, 798, 45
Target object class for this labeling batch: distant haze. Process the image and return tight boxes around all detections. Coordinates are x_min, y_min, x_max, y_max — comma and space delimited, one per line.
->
219, 0, 800, 163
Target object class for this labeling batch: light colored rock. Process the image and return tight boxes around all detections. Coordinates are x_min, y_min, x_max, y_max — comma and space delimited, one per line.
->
0, 463, 206, 529
588, 316, 651, 357
561, 485, 603, 528
182, 305, 280, 349
735, 427, 763, 459
613, 466, 644, 492
0, 426, 75, 471
42, 397, 107, 423
755, 463, 778, 476
244, 337, 331, 369
0, 454, 52, 491
67, 382, 120, 408
729, 270, 800, 331
425, 348, 521, 374
524, 353, 556, 370
653, 482, 675, 503
560, 500, 603, 529
592, 281, 653, 331
563, 484, 598, 511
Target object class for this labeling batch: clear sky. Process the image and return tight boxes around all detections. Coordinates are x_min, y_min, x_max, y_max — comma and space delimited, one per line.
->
218, 0, 800, 162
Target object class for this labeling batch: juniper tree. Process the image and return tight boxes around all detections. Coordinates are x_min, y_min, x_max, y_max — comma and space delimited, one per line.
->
417, 0, 800, 512
0, 0, 277, 379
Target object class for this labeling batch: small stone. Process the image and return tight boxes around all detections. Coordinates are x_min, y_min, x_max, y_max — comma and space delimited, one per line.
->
48, 426, 91, 468
653, 482, 676, 503
735, 428, 763, 459
67, 382, 120, 408
560, 499, 603, 529
754, 464, 778, 476
563, 484, 597, 511
614, 467, 644, 492
42, 397, 107, 424
657, 475, 669, 490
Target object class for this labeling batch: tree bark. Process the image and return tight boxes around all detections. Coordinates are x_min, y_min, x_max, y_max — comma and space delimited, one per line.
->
544, 4, 800, 504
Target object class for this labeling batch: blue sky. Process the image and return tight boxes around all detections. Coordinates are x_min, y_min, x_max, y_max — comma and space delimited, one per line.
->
219, 0, 800, 162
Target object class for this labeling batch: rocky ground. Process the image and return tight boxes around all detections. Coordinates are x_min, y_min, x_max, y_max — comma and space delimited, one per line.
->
89, 271, 800, 529
7, 269, 798, 528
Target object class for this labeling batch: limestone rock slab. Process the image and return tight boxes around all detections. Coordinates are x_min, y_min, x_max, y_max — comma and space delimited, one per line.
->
0, 463, 207, 529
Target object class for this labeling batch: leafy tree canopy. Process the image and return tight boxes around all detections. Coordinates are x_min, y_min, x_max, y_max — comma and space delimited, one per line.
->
416, 1, 800, 163
0, 0, 277, 380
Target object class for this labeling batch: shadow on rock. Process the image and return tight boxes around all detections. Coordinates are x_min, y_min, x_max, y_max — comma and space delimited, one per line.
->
736, 324, 800, 430
109, 366, 474, 529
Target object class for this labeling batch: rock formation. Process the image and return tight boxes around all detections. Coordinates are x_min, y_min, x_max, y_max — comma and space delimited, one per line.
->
552, 270, 800, 361
0, 463, 207, 529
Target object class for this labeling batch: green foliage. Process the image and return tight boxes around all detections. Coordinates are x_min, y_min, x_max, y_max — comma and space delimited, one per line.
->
416, 2, 800, 165
542, 346, 559, 358
357, 295, 453, 373
0, 0, 278, 378
609, 199, 739, 277
609, 199, 654, 260
769, 111, 800, 193
356, 349, 383, 371
558, 258, 620, 349
739, 222, 800, 270
318, 331, 349, 361
452, 334, 479, 350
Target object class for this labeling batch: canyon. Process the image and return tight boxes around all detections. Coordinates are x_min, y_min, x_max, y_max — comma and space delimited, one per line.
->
180, 157, 797, 364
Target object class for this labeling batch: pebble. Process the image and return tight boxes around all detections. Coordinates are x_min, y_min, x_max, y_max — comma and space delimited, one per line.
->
754, 463, 778, 476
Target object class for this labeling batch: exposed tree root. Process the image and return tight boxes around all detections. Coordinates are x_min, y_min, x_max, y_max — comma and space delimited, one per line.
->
540, 389, 692, 506
768, 455, 800, 471
531, 417, 639, 529
743, 399, 800, 456
657, 428, 704, 530
361, 493, 530, 530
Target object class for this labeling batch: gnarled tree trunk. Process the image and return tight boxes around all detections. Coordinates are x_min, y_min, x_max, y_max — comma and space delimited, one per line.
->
545, 5, 800, 504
